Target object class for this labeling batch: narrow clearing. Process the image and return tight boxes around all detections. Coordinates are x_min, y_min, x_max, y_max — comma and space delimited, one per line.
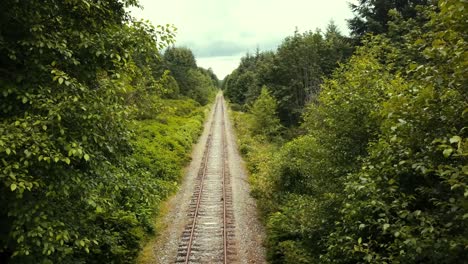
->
147, 94, 266, 264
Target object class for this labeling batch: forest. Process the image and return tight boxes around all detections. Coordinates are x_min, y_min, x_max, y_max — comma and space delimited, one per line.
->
0, 0, 466, 263
225, 0, 467, 263
0, 1, 217, 263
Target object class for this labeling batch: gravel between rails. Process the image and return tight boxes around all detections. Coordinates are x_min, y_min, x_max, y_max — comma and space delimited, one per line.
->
144, 93, 267, 264
222, 96, 267, 264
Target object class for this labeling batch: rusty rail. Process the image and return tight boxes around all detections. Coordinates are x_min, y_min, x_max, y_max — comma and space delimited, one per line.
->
177, 96, 236, 263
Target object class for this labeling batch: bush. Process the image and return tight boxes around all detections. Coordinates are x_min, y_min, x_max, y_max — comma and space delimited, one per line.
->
131, 99, 206, 182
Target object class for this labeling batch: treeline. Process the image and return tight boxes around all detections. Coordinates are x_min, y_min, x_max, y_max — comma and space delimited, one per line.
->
163, 47, 218, 105
223, 22, 353, 126
0, 1, 216, 263
228, 0, 467, 263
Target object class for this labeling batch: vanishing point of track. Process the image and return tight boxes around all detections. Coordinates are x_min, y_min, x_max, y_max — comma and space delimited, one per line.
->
176, 96, 237, 263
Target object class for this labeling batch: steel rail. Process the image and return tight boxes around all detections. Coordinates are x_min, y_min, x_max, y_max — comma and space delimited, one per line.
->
221, 99, 228, 264
183, 98, 223, 264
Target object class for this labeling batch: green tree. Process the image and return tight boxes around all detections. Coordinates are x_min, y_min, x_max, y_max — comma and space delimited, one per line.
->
268, 27, 350, 125
159, 71, 180, 99
163, 47, 217, 104
244, 1, 467, 263
224, 53, 258, 106
163, 47, 197, 95
325, 1, 467, 262
185, 68, 216, 105
199, 67, 219, 88
0, 1, 175, 262
249, 87, 282, 139
225, 24, 352, 127
348, 0, 432, 40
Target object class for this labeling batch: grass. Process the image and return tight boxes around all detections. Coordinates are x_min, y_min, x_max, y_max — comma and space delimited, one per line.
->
135, 97, 214, 263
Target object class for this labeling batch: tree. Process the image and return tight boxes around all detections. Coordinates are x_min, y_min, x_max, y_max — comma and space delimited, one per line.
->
325, 1, 467, 262
185, 68, 216, 105
246, 1, 467, 263
163, 47, 217, 104
323, 21, 354, 74
224, 52, 275, 107
225, 24, 352, 127
249, 87, 282, 139
268, 26, 350, 126
348, 0, 432, 40
163, 47, 197, 95
199, 67, 219, 88
0, 1, 175, 262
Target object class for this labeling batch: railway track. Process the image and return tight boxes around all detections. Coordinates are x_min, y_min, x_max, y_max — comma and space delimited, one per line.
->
176, 96, 237, 263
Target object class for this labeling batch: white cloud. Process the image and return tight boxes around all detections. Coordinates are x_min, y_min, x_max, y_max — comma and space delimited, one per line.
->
129, 0, 356, 79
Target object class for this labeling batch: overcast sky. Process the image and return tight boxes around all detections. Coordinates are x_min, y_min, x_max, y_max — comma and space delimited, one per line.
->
129, 1, 357, 79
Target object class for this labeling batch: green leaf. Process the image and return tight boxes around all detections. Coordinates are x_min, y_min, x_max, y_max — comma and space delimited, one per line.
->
83, 154, 90, 161
11, 183, 17, 191
443, 148, 453, 158
58, 77, 64, 84
449, 135, 461, 144
383, 223, 390, 231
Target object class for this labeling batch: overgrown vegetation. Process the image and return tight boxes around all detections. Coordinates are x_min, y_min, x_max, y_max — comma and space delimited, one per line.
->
229, 0, 467, 263
0, 1, 216, 263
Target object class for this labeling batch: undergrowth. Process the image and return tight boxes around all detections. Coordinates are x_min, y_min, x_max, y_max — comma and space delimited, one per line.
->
134, 97, 213, 263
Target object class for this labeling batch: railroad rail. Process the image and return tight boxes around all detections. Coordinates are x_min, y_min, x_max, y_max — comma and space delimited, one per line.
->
176, 97, 237, 263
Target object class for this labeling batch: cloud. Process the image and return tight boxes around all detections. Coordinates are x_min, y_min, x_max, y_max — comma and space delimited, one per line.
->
129, 0, 357, 79
188, 41, 246, 57
186, 36, 283, 58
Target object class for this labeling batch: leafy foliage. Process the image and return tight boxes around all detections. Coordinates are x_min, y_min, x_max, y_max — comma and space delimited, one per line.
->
323, 1, 467, 262
348, 0, 432, 40
163, 47, 218, 104
0, 1, 212, 263
224, 23, 353, 126
224, 52, 272, 107
232, 0, 467, 263
248, 87, 282, 140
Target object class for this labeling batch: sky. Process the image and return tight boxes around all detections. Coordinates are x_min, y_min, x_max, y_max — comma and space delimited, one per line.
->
129, 1, 357, 79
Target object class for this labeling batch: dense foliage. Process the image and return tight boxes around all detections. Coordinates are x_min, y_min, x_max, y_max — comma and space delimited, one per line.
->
0, 1, 215, 263
164, 47, 218, 104
348, 0, 432, 40
248, 87, 282, 140
232, 0, 467, 263
224, 23, 353, 126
